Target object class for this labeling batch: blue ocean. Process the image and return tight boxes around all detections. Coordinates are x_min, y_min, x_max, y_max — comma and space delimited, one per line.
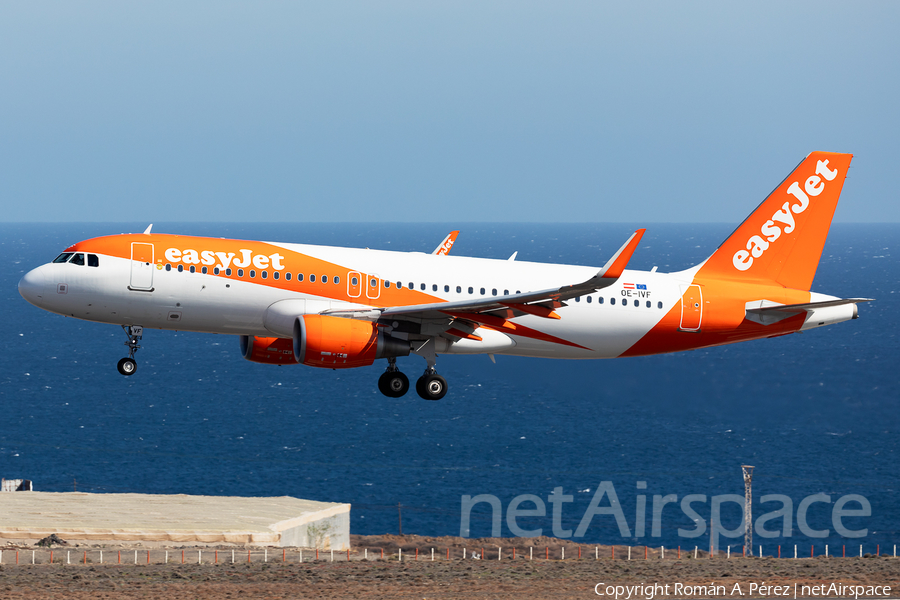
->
1, 222, 897, 554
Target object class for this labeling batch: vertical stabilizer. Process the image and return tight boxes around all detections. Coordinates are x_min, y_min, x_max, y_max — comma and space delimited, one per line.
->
698, 152, 852, 291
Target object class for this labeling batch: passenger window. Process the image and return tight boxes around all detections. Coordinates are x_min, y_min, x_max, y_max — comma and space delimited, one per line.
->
273, 271, 279, 280
333, 275, 339, 284
190, 265, 196, 273
480, 287, 485, 295
214, 267, 220, 275
396, 281, 402, 288
261, 271, 267, 279
468, 287, 474, 294
370, 278, 377, 287
516, 290, 521, 294
285, 272, 290, 280
202, 266, 208, 274
598, 297, 604, 304
384, 280, 390, 288
575, 296, 580, 302
165, 264, 172, 271
309, 274, 315, 282
492, 289, 497, 296
88, 254, 99, 267
420, 283, 426, 291
408, 282, 414, 289
646, 301, 651, 308
298, 274, 304, 281
70, 253, 85, 266
444, 285, 450, 292
178, 265, 185, 273
226, 268, 233, 276
249, 270, 255, 278
52, 253, 74, 263
456, 286, 461, 293
634, 300, 639, 307
504, 290, 509, 295
322, 275, 327, 283
237, 269, 243, 277
433, 284, 438, 292
587, 296, 592, 303
610, 297, 615, 305
351, 277, 359, 286
658, 301, 663, 309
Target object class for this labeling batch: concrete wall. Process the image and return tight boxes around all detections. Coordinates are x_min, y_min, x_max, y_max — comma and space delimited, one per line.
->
279, 509, 350, 550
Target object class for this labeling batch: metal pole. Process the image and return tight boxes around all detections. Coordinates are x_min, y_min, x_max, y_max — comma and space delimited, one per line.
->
742, 465, 754, 557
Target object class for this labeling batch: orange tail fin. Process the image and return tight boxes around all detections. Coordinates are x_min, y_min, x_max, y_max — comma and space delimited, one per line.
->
698, 152, 852, 291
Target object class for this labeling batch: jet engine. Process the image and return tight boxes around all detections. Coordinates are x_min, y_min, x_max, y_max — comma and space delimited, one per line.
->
239, 335, 297, 365
293, 314, 409, 369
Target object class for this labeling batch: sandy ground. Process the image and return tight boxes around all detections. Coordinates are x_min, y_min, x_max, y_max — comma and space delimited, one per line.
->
0, 534, 897, 599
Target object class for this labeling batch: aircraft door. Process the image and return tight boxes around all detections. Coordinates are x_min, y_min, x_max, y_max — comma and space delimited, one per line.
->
347, 271, 362, 298
365, 274, 381, 300
130, 242, 155, 291
679, 284, 702, 331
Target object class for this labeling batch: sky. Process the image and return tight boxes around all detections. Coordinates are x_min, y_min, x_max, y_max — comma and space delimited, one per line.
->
1, 1, 898, 223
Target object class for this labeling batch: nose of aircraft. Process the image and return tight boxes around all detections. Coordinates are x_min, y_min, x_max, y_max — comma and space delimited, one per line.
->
18, 266, 47, 307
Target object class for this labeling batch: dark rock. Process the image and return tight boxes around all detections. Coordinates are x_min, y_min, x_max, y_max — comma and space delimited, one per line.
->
36, 534, 68, 547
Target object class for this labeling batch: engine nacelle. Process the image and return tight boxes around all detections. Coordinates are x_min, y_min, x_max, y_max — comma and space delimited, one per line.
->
239, 335, 297, 365
293, 314, 409, 369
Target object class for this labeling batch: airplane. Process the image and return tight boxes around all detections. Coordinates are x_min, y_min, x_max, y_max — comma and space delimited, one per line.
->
18, 152, 870, 400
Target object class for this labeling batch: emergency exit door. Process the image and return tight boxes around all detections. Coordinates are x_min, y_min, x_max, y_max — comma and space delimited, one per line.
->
130, 242, 154, 291
679, 284, 702, 331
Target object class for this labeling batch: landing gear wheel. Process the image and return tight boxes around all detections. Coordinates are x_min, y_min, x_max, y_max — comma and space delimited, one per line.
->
415, 373, 447, 401
378, 371, 410, 398
117, 357, 137, 376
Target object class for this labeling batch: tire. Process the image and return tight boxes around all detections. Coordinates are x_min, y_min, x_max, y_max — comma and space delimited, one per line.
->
378, 371, 409, 398
117, 357, 137, 376
416, 373, 447, 401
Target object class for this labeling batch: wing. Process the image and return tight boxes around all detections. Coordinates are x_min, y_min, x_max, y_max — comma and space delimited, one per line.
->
432, 230, 460, 255
324, 229, 645, 331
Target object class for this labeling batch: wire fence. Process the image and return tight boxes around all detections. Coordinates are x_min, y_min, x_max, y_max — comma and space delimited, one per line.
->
1, 543, 896, 566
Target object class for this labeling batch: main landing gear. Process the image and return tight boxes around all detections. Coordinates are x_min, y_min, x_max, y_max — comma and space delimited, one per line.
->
377, 350, 448, 401
378, 358, 410, 398
415, 368, 447, 401
117, 325, 143, 376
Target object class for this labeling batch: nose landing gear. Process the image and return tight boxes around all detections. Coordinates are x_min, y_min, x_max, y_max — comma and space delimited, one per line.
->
117, 325, 143, 376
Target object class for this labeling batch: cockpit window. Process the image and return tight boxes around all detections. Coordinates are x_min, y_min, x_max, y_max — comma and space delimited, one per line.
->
70, 253, 86, 266
52, 253, 74, 263
88, 254, 99, 267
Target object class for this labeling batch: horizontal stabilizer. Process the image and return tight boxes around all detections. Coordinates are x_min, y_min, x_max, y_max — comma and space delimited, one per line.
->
745, 298, 872, 326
